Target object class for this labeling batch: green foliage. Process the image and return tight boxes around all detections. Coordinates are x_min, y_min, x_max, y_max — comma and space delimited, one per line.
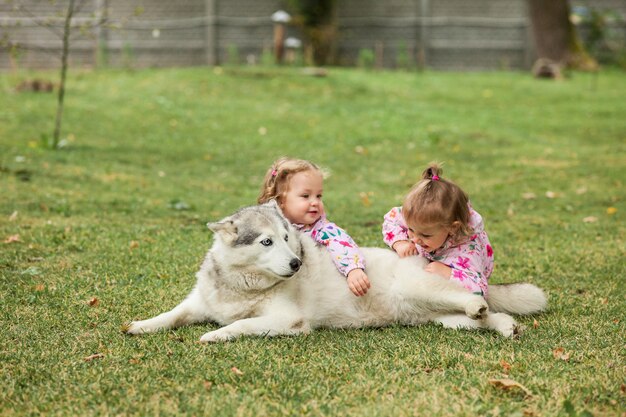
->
572, 6, 626, 68
260, 46, 275, 67
288, 0, 336, 26
395, 40, 412, 71
0, 67, 624, 416
286, 0, 337, 66
121, 41, 134, 69
357, 48, 375, 70
96, 39, 109, 69
226, 44, 240, 66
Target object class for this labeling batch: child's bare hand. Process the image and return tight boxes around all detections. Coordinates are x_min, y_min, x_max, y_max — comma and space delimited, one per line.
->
392, 240, 417, 257
347, 269, 371, 297
424, 261, 452, 279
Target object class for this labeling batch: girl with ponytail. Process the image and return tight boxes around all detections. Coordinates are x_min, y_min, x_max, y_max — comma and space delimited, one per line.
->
382, 163, 494, 297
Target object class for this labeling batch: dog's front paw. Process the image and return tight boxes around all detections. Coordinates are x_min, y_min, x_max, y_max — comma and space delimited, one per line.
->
123, 320, 159, 335
200, 329, 235, 343
123, 321, 142, 335
465, 299, 489, 320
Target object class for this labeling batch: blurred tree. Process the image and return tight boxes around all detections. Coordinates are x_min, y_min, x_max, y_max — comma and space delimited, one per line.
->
5, 0, 140, 148
527, 0, 597, 71
52, 0, 76, 149
288, 0, 337, 66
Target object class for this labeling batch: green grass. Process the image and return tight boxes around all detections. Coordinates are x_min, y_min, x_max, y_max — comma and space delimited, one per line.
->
0, 66, 624, 416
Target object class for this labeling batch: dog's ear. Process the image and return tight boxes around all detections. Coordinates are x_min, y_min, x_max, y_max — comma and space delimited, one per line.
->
262, 198, 285, 216
207, 219, 238, 242
262, 198, 279, 209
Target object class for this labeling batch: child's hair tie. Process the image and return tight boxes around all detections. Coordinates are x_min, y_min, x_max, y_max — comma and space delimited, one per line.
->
432, 175, 440, 181
271, 169, 278, 177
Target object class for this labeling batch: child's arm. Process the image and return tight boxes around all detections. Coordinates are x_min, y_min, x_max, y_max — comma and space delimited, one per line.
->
382, 207, 416, 257
311, 219, 371, 296
346, 268, 370, 297
425, 239, 493, 297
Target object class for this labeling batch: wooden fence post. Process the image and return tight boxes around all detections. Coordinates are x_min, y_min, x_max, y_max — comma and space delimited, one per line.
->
205, 0, 217, 65
419, 0, 430, 68
523, 1, 535, 69
94, 0, 108, 67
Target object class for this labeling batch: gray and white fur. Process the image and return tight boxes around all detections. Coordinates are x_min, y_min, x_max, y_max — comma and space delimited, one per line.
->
125, 201, 547, 341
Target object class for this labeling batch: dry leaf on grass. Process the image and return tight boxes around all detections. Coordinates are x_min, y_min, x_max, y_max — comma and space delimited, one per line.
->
522, 192, 536, 200
488, 378, 532, 397
129, 240, 139, 250
507, 204, 515, 217
84, 353, 105, 362
231, 367, 244, 375
552, 347, 570, 361
88, 297, 99, 307
9, 211, 18, 221
500, 360, 512, 373
533, 319, 539, 329
4, 234, 21, 244
359, 192, 372, 207
583, 216, 598, 223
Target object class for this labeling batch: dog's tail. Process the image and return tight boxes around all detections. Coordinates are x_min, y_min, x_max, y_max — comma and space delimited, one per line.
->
487, 283, 547, 315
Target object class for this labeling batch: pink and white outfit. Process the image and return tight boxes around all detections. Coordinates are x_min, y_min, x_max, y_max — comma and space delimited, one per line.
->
296, 215, 365, 277
382, 206, 493, 297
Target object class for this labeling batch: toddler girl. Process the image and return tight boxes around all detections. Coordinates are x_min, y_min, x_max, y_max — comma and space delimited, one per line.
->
382, 163, 493, 297
258, 157, 371, 297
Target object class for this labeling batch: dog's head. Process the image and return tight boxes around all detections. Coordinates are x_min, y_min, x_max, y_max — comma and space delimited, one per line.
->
207, 200, 303, 279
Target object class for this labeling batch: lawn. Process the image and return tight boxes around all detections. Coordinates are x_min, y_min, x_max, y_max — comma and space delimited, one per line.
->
0, 66, 624, 416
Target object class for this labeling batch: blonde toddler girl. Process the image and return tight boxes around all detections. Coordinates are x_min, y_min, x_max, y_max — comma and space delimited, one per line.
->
259, 157, 371, 297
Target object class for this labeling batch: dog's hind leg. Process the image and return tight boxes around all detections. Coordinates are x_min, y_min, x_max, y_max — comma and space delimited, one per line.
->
394, 272, 490, 319
434, 312, 521, 338
482, 312, 521, 338
125, 288, 209, 334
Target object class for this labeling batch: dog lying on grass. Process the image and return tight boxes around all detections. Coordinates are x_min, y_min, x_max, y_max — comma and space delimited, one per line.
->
124, 201, 547, 341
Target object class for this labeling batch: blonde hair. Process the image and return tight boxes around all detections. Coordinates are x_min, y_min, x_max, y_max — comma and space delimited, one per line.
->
257, 157, 324, 204
402, 163, 472, 243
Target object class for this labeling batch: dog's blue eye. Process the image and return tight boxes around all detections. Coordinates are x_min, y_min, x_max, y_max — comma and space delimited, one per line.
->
260, 238, 273, 247
284, 235, 288, 242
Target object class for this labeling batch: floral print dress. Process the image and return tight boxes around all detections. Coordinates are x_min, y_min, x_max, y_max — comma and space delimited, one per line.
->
296, 215, 365, 277
382, 206, 493, 297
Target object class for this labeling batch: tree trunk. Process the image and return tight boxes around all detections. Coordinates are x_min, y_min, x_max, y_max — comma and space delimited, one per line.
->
52, 0, 75, 148
527, 0, 597, 70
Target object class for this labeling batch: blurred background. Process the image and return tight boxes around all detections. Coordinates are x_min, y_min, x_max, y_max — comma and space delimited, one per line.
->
1, 0, 625, 72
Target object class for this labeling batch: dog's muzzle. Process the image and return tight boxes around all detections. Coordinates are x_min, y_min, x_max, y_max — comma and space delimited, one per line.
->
278, 258, 302, 278
289, 258, 302, 273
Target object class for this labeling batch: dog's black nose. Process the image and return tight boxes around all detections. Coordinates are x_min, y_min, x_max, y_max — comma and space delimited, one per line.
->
290, 258, 302, 272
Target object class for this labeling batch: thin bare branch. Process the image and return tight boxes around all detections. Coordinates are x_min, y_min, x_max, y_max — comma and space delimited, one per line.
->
12, 4, 64, 38
73, 0, 90, 16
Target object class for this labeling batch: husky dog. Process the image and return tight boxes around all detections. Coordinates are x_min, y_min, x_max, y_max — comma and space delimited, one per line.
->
125, 202, 547, 342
